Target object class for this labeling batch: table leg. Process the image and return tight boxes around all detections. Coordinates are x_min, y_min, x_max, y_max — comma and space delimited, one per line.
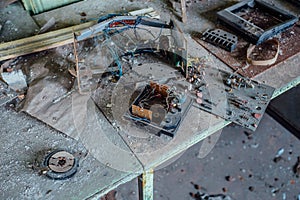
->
138, 169, 154, 200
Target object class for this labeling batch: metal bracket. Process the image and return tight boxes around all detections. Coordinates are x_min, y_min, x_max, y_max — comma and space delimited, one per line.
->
217, 0, 298, 44
201, 29, 238, 52
138, 169, 154, 200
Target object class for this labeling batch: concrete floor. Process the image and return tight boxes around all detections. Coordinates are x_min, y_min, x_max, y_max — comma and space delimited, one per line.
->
116, 112, 300, 200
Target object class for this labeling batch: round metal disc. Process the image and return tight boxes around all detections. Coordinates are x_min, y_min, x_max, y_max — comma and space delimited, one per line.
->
48, 151, 75, 173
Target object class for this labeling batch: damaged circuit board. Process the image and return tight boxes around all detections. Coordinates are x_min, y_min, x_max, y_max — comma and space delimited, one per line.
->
124, 80, 193, 137
191, 66, 275, 131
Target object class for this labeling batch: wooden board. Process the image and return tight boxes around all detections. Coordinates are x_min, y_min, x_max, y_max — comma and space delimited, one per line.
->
0, 21, 96, 62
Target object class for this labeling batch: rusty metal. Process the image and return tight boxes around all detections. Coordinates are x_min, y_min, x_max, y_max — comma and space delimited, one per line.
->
217, 0, 298, 45
193, 23, 300, 78
48, 151, 75, 173
43, 150, 78, 180
138, 169, 154, 200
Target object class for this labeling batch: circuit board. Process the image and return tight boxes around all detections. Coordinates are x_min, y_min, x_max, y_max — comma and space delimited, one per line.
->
192, 67, 275, 131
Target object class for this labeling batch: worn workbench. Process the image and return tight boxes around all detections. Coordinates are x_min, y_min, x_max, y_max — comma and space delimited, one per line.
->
0, 0, 299, 200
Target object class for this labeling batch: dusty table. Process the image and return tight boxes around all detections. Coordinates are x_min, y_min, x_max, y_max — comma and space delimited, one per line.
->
0, 0, 299, 200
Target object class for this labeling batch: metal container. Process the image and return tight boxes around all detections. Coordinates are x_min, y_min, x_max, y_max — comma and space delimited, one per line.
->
21, 0, 81, 14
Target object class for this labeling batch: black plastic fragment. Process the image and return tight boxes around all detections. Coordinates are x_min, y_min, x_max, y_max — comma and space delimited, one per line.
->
201, 29, 238, 52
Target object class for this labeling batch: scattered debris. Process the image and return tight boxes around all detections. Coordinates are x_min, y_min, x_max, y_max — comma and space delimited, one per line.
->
124, 80, 192, 137
192, 67, 275, 131
168, 0, 187, 22
293, 156, 300, 177
42, 150, 78, 180
0, 79, 18, 106
248, 186, 255, 192
225, 175, 236, 182
79, 12, 87, 17
193, 22, 300, 78
190, 192, 233, 200
244, 131, 253, 140
247, 39, 280, 66
201, 29, 238, 52
276, 148, 285, 157
270, 187, 280, 195
38, 17, 56, 34
282, 192, 286, 200
74, 13, 187, 94
273, 148, 284, 163
1, 69, 27, 92
217, 0, 298, 44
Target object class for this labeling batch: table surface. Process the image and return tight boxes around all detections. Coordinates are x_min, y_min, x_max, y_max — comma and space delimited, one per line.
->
0, 0, 299, 199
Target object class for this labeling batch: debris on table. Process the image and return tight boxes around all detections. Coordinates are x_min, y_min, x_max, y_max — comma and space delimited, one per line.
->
190, 192, 233, 200
273, 148, 285, 163
191, 66, 275, 131
201, 29, 238, 52
0, 79, 17, 106
194, 1, 300, 78
74, 15, 186, 94
217, 0, 298, 45
124, 80, 192, 137
293, 156, 300, 177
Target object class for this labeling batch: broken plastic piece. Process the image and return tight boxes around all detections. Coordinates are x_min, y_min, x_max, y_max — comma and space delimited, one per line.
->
201, 29, 238, 52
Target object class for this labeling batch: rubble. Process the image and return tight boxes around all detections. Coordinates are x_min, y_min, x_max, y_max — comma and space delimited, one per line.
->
293, 156, 300, 177
0, 80, 17, 106
190, 192, 233, 200
1, 69, 27, 92
273, 148, 285, 163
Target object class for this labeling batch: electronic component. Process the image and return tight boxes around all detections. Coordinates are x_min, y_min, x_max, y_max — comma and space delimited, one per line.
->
124, 81, 192, 137
201, 29, 238, 52
193, 67, 275, 131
